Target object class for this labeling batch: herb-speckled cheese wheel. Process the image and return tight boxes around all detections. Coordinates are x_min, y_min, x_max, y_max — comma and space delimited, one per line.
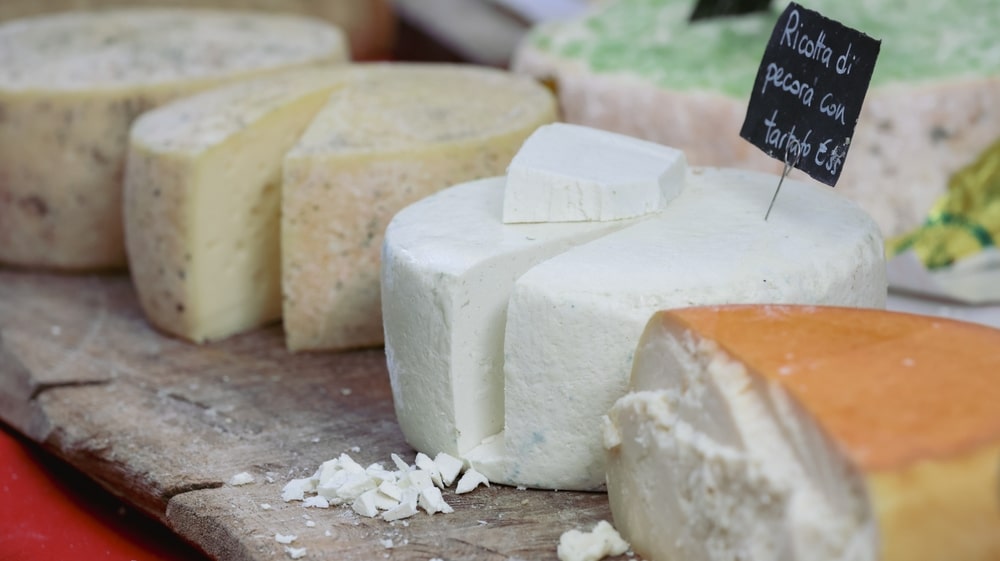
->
513, 0, 1000, 237
125, 67, 356, 343
0, 9, 347, 270
282, 64, 557, 352
606, 305, 1000, 561
0, 0, 394, 61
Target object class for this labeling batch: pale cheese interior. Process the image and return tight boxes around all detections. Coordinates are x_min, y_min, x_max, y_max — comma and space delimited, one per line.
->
604, 318, 877, 561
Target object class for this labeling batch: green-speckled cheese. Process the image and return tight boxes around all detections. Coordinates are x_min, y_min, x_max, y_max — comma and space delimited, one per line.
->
0, 9, 347, 270
514, 0, 1000, 237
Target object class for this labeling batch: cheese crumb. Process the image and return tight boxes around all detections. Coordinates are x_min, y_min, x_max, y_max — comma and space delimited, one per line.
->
455, 468, 490, 494
305, 520, 316, 527
302, 496, 330, 509
228, 472, 254, 486
285, 546, 307, 559
275, 533, 297, 545
260, 503, 272, 510
557, 521, 630, 561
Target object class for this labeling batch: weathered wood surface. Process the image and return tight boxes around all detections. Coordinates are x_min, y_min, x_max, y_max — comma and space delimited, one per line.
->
0, 270, 627, 560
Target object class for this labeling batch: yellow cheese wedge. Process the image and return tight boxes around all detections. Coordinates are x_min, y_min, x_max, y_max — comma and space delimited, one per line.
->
605, 305, 1000, 561
125, 67, 356, 343
281, 64, 556, 352
0, 9, 347, 270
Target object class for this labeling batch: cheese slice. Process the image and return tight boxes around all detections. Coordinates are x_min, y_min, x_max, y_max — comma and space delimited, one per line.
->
496, 168, 886, 490
606, 305, 1000, 561
125, 67, 356, 343
0, 9, 347, 270
383, 176, 637, 460
503, 122, 687, 223
282, 64, 557, 352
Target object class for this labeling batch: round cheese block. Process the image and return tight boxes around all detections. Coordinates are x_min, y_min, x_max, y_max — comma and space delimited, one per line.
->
382, 164, 887, 491
513, 0, 1000, 238
281, 64, 557, 352
0, 8, 348, 270
606, 305, 1000, 561
0, 0, 394, 61
124, 63, 556, 349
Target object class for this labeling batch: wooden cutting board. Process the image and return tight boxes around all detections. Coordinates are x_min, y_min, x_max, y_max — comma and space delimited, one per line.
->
0, 270, 628, 561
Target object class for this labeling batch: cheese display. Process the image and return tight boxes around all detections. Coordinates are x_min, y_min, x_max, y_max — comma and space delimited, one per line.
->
0, 1, 394, 61
0, 9, 348, 270
383, 126, 887, 491
503, 123, 686, 223
282, 65, 556, 352
125, 68, 354, 343
513, 0, 1000, 237
605, 305, 1000, 561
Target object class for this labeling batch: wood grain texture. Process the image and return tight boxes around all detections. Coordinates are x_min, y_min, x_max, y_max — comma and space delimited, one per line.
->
0, 271, 630, 560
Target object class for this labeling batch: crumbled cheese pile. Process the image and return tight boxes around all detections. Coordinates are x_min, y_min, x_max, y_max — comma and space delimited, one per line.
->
281, 451, 489, 521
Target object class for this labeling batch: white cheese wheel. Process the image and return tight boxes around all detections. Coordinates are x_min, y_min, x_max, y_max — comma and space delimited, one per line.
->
383, 160, 886, 490
282, 64, 557, 352
125, 67, 355, 343
605, 305, 1000, 561
0, 8, 348, 270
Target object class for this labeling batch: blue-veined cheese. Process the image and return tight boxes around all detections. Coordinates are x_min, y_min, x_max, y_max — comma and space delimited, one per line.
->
281, 64, 556, 352
0, 8, 347, 270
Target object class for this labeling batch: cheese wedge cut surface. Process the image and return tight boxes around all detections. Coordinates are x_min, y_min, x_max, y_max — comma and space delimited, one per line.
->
383, 177, 638, 460
503, 123, 686, 223
606, 305, 1000, 561
497, 167, 885, 490
125, 67, 356, 343
0, 9, 347, 270
282, 64, 556, 352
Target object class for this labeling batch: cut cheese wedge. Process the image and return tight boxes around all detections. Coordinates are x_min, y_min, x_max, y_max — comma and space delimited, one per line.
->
125, 67, 356, 343
0, 8, 347, 270
606, 305, 1000, 561
383, 177, 637, 459
503, 123, 687, 223
282, 64, 557, 352
383, 159, 887, 491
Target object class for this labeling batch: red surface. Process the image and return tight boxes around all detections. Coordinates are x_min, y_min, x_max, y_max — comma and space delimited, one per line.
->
0, 425, 211, 561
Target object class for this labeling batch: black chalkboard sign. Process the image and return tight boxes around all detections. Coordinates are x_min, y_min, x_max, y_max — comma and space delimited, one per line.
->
689, 0, 772, 22
739, 2, 880, 186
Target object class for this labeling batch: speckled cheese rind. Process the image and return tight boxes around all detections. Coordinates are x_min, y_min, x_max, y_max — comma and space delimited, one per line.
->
606, 305, 1000, 561
0, 9, 348, 270
282, 64, 557, 352
125, 67, 357, 343
498, 167, 886, 490
382, 177, 638, 460
0, 0, 394, 61
513, 0, 1000, 237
